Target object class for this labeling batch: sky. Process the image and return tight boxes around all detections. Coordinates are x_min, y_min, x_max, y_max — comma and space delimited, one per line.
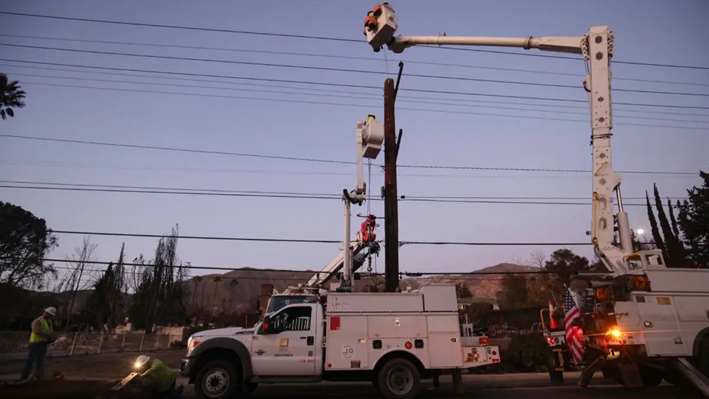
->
1, 0, 708, 284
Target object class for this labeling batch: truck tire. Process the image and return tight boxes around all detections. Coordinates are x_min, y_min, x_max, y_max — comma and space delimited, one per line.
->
700, 338, 709, 378
194, 359, 239, 399
548, 369, 564, 386
638, 366, 663, 388
376, 358, 422, 399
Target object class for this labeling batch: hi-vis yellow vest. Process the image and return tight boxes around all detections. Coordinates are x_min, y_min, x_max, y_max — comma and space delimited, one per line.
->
29, 317, 52, 343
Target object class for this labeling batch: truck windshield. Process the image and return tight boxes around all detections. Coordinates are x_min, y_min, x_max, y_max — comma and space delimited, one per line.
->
266, 295, 317, 314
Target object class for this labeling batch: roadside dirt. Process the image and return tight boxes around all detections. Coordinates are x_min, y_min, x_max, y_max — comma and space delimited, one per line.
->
0, 380, 150, 399
0, 350, 185, 399
0, 350, 185, 379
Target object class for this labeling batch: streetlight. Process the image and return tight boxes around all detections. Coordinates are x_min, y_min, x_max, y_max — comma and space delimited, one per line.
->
637, 229, 645, 235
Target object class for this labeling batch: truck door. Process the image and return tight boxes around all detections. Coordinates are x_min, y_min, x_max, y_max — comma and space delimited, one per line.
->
251, 304, 318, 376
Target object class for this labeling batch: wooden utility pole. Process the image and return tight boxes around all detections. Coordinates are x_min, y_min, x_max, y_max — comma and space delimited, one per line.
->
383, 78, 400, 293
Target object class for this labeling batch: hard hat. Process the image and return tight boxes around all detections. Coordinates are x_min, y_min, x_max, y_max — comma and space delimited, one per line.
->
135, 355, 150, 369
44, 307, 57, 316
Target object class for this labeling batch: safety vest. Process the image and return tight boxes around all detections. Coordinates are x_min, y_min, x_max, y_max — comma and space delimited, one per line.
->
144, 359, 176, 392
29, 317, 52, 343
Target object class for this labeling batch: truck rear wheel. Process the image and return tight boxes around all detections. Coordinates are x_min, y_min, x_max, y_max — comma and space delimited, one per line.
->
194, 359, 239, 399
548, 369, 564, 385
376, 358, 422, 399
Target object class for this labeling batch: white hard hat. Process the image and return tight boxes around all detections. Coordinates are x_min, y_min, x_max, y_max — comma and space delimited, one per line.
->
135, 355, 150, 369
44, 307, 57, 316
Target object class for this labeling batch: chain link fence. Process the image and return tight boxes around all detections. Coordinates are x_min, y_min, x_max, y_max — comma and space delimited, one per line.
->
0, 330, 179, 361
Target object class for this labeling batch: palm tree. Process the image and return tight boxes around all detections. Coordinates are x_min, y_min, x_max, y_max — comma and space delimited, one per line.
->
229, 279, 239, 314
192, 276, 203, 308
211, 276, 222, 314
0, 73, 26, 120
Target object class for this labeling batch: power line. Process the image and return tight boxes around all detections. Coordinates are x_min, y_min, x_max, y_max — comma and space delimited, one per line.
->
1, 159, 695, 181
4, 58, 708, 110
4, 63, 709, 118
47, 230, 593, 247
0, 183, 664, 207
0, 11, 360, 43
3, 33, 707, 88
3, 42, 708, 99
430, 46, 709, 71
46, 260, 588, 278
9, 72, 709, 126
0, 134, 699, 176
9, 80, 709, 130
1, 11, 707, 70
0, 180, 689, 201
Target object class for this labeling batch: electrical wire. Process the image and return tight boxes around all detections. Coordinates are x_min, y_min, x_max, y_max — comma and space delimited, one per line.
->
6, 80, 709, 130
4, 58, 708, 111
1, 11, 707, 70
2, 33, 707, 88
0, 180, 689, 201
43, 231, 595, 247
4, 62, 709, 118
3, 42, 708, 99
47, 262, 586, 278
0, 183, 671, 207
0, 134, 699, 176
8, 72, 709, 126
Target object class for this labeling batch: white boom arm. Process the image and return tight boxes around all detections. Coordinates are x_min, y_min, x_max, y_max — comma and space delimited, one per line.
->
363, 3, 634, 276
306, 240, 379, 287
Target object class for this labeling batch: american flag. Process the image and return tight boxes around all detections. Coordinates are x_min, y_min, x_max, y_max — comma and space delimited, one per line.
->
564, 285, 584, 364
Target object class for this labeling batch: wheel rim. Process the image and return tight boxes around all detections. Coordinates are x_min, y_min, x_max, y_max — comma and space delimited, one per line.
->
202, 367, 230, 397
386, 365, 414, 394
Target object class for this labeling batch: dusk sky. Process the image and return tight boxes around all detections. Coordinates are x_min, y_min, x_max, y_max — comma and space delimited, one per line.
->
1, 0, 707, 284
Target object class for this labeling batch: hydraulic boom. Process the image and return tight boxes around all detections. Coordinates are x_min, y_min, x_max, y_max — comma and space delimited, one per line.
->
363, 2, 636, 277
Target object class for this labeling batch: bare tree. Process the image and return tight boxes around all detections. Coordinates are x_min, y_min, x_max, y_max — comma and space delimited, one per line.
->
57, 236, 97, 326
127, 225, 191, 331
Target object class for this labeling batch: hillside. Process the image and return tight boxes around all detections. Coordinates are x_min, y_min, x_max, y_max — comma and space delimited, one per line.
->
186, 262, 537, 313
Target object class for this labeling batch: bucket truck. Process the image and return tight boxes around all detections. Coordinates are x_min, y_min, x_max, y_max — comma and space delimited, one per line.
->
363, 3, 709, 396
181, 114, 504, 399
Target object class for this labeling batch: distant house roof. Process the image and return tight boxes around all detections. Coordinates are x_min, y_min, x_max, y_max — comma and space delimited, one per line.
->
458, 298, 498, 305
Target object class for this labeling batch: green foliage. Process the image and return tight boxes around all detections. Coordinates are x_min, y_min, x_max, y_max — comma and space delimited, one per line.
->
495, 274, 529, 310
460, 302, 494, 326
501, 332, 550, 371
678, 171, 709, 268
456, 282, 473, 298
0, 201, 58, 289
0, 73, 26, 120
544, 249, 590, 286
646, 172, 709, 268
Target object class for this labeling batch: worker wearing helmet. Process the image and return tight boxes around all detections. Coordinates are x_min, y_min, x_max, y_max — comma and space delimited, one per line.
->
134, 355, 184, 398
20, 307, 57, 380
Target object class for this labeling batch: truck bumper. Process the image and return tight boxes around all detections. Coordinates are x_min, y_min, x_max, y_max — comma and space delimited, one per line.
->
180, 358, 194, 378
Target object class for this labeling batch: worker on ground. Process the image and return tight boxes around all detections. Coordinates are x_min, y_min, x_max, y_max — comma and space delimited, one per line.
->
135, 355, 184, 398
20, 307, 57, 381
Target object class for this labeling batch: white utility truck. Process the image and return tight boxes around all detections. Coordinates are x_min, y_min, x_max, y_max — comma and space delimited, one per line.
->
362, 2, 709, 396
180, 283, 501, 399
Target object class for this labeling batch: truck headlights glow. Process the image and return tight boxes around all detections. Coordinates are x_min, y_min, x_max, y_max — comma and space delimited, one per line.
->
608, 328, 622, 339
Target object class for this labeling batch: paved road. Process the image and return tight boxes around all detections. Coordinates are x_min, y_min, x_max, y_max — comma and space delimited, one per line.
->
179, 373, 704, 399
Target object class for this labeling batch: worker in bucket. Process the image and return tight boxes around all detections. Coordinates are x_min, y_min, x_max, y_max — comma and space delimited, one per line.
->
134, 355, 184, 398
20, 307, 57, 381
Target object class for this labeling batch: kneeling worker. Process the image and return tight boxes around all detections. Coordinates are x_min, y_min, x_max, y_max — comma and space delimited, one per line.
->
134, 355, 184, 398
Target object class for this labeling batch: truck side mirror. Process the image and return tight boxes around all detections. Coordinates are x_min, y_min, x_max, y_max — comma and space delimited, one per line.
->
260, 316, 275, 335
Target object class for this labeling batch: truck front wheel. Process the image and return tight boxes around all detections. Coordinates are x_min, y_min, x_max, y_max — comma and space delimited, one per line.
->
376, 358, 422, 399
194, 359, 239, 399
